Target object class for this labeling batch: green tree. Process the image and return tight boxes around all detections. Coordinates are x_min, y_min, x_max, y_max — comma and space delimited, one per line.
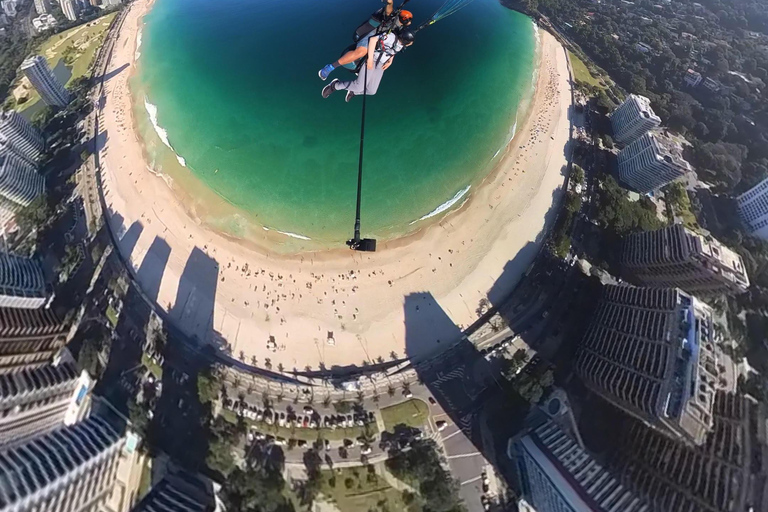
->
197, 369, 220, 404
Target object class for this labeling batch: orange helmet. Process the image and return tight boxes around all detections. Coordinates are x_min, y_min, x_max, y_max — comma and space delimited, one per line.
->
399, 10, 413, 24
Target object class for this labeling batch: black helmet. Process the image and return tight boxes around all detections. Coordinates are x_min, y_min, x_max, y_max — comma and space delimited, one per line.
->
398, 30, 415, 45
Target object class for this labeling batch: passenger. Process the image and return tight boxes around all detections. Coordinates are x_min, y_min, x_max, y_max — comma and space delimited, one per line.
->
318, 3, 413, 81
321, 30, 414, 102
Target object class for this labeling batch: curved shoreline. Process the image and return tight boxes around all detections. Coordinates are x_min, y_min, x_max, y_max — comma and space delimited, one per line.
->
98, 0, 573, 370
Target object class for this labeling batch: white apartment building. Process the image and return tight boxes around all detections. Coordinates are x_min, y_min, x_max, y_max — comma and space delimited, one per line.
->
0, 363, 92, 449
58, 0, 77, 20
617, 130, 692, 193
0, 251, 48, 309
0, 110, 44, 165
20, 56, 70, 108
0, 415, 126, 512
33, 0, 47, 14
32, 13, 57, 32
0, 153, 44, 208
610, 94, 661, 145
737, 177, 768, 240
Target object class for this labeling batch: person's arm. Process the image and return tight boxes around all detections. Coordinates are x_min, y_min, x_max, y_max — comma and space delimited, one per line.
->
367, 36, 378, 69
382, 55, 394, 70
384, 0, 394, 16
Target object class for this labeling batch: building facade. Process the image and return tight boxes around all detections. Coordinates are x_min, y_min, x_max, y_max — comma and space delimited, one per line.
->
737, 176, 768, 240
610, 94, 661, 145
508, 420, 649, 512
33, 0, 47, 14
132, 470, 215, 512
0, 307, 67, 373
0, 111, 44, 165
0, 415, 125, 512
0, 251, 48, 309
575, 285, 718, 445
617, 130, 692, 193
0, 153, 44, 208
58, 0, 77, 20
622, 224, 750, 296
608, 393, 767, 512
0, 362, 91, 448
20, 56, 70, 108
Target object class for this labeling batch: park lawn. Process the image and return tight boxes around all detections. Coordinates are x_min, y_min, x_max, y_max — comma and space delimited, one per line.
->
319, 466, 408, 512
219, 408, 378, 442
105, 305, 119, 327
569, 51, 604, 89
380, 399, 429, 431
141, 353, 163, 380
16, 13, 117, 112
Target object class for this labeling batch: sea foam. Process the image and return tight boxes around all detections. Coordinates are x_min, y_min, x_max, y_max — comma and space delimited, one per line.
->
262, 226, 311, 240
144, 97, 187, 167
410, 185, 471, 224
135, 28, 142, 61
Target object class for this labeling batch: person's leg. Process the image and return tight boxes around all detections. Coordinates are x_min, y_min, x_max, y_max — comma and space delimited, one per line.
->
319, 44, 368, 80
338, 65, 385, 101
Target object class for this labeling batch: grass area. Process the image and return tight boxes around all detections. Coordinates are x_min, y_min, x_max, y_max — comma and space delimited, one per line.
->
141, 353, 163, 380
105, 305, 119, 327
15, 13, 117, 112
380, 399, 429, 431
569, 51, 604, 89
319, 466, 408, 512
219, 408, 378, 442
665, 183, 701, 232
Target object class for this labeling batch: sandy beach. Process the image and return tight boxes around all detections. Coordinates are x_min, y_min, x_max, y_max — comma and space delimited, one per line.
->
98, 0, 573, 370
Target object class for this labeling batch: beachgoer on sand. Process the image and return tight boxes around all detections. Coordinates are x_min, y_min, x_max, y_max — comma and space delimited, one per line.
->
321, 30, 414, 102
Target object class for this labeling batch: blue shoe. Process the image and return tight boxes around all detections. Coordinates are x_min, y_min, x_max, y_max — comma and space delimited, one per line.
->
318, 64, 335, 81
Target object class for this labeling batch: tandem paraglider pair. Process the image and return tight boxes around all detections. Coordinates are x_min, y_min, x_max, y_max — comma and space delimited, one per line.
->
330, 0, 477, 252
319, 0, 414, 102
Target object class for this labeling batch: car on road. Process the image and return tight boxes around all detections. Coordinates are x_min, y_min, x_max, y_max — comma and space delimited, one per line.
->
361, 445, 372, 455
277, 412, 286, 427
428, 396, 436, 405
324, 439, 330, 451
275, 437, 286, 446
403, 390, 413, 398
297, 439, 307, 448
436, 420, 448, 432
343, 439, 354, 448
303, 406, 314, 415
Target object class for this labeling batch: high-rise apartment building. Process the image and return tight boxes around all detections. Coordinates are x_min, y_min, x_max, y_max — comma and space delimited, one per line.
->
133, 470, 215, 512
0, 110, 44, 165
617, 130, 693, 193
608, 392, 767, 512
622, 224, 750, 296
737, 176, 768, 240
58, 0, 77, 20
575, 285, 718, 445
0, 415, 126, 512
610, 94, 661, 145
0, 362, 91, 448
0, 153, 44, 207
0, 251, 49, 309
33, 0, 47, 14
20, 56, 70, 108
0, 307, 68, 373
508, 420, 649, 512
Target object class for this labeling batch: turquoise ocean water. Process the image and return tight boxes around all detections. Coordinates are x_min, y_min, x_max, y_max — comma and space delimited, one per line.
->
133, 0, 536, 250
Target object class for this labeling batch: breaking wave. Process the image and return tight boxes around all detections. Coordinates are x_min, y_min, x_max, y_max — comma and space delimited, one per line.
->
410, 185, 471, 224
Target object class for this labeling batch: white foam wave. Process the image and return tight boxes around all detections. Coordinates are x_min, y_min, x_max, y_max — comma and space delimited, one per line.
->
262, 226, 311, 240
410, 185, 471, 224
144, 97, 187, 168
532, 19, 540, 39
135, 28, 142, 61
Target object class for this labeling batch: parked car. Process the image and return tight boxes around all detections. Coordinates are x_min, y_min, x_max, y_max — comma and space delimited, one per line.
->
436, 420, 448, 431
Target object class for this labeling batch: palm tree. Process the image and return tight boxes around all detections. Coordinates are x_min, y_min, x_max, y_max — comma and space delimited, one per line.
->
402, 381, 411, 394
356, 391, 364, 404
322, 395, 331, 407
304, 365, 312, 373
233, 376, 241, 388
262, 391, 271, 407
387, 385, 395, 397
277, 363, 284, 374
250, 355, 257, 367
389, 351, 398, 361
372, 393, 380, 404
238, 350, 245, 362
264, 358, 273, 370
246, 383, 254, 395
375, 355, 384, 364
276, 392, 284, 403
